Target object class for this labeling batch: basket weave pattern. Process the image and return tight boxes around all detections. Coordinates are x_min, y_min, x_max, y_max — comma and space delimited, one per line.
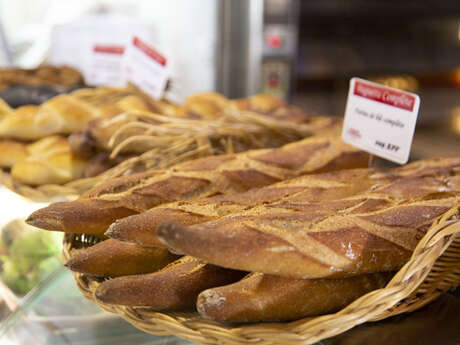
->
62, 205, 460, 345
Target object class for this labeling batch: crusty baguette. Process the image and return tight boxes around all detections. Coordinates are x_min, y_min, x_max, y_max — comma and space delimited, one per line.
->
27, 135, 368, 235
108, 157, 460, 247
27, 199, 138, 235
65, 239, 178, 277
94, 256, 246, 309
197, 271, 393, 322
157, 164, 460, 279
106, 168, 388, 247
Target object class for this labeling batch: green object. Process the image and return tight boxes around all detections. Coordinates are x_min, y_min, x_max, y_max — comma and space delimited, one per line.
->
0, 222, 63, 296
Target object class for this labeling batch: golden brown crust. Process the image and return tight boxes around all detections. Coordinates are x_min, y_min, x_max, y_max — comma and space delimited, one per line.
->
157, 162, 460, 279
107, 157, 460, 248
107, 208, 214, 247
10, 135, 88, 185
106, 168, 384, 247
29, 135, 368, 235
65, 239, 178, 277
0, 87, 164, 141
197, 272, 393, 322
0, 140, 28, 168
26, 199, 137, 235
94, 256, 246, 309
0, 65, 83, 87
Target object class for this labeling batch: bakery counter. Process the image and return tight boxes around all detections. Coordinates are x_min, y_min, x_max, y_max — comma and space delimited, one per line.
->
0, 265, 458, 345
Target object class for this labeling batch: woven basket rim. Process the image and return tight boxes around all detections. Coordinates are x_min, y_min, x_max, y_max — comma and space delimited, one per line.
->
62, 204, 460, 345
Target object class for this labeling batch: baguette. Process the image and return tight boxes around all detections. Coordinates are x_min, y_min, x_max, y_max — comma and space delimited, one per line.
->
157, 163, 460, 279
27, 135, 368, 235
65, 239, 178, 277
94, 256, 246, 309
107, 168, 388, 247
108, 157, 460, 247
197, 271, 393, 322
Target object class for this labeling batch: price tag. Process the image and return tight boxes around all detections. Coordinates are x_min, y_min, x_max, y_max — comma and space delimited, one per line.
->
122, 36, 168, 99
49, 14, 153, 86
87, 45, 125, 87
342, 77, 420, 164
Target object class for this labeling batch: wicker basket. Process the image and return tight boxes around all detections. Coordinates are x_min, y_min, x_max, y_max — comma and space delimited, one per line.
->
62, 205, 460, 345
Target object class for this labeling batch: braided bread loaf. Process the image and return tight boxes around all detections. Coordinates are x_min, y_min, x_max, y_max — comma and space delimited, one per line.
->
9, 135, 88, 185
27, 135, 368, 235
157, 158, 460, 279
0, 65, 83, 88
0, 87, 162, 141
0, 140, 29, 168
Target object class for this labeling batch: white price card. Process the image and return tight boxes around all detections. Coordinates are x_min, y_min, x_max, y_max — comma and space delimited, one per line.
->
122, 36, 168, 99
87, 45, 125, 87
342, 77, 420, 164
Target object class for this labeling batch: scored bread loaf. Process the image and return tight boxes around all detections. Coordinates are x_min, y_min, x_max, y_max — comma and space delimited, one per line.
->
11, 135, 88, 185
107, 168, 390, 247
65, 239, 178, 277
27, 135, 368, 235
108, 157, 460, 247
197, 271, 394, 322
94, 256, 246, 309
157, 159, 460, 279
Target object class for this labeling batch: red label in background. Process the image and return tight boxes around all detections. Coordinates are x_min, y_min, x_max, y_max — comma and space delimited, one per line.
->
354, 80, 415, 111
132, 37, 167, 66
93, 45, 125, 55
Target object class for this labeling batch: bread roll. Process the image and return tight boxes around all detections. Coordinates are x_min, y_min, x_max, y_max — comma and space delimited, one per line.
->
197, 272, 393, 322
94, 256, 246, 309
157, 162, 460, 279
65, 239, 178, 277
27, 135, 368, 235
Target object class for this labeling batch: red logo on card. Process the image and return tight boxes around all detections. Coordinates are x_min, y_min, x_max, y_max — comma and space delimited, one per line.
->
93, 45, 125, 55
133, 37, 167, 66
354, 80, 415, 111
347, 127, 361, 138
